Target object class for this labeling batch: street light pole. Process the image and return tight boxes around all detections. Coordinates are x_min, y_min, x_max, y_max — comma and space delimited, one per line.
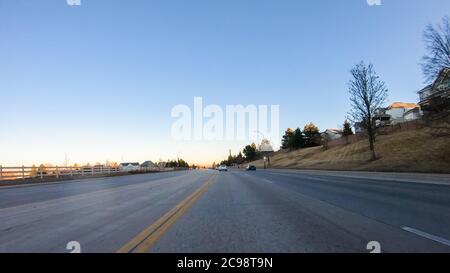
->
254, 130, 266, 141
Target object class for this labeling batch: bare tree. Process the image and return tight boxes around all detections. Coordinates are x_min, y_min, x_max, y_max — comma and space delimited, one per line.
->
421, 16, 450, 83
348, 62, 388, 160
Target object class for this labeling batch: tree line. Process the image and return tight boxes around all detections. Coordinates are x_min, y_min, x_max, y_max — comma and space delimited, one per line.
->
280, 121, 354, 151
281, 122, 320, 150
165, 158, 190, 168
217, 142, 263, 167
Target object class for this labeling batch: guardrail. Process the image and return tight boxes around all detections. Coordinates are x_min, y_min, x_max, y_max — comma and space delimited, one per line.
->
0, 165, 122, 181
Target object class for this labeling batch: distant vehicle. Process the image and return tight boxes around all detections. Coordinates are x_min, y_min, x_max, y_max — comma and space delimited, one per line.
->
246, 165, 256, 171
218, 165, 228, 171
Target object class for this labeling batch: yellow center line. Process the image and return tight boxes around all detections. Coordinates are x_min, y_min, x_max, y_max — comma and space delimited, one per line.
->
116, 173, 217, 253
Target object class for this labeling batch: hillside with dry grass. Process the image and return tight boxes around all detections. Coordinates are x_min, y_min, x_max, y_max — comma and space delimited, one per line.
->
250, 125, 450, 173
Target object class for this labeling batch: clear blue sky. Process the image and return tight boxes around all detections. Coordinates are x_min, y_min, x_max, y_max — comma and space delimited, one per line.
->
1, 0, 449, 166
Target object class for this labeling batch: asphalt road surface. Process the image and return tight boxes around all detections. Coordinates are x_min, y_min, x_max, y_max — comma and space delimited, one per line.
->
0, 169, 449, 253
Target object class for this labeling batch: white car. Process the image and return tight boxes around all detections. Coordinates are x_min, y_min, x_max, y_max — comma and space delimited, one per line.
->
217, 165, 228, 171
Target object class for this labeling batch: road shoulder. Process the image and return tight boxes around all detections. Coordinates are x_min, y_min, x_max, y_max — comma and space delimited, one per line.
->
263, 169, 450, 186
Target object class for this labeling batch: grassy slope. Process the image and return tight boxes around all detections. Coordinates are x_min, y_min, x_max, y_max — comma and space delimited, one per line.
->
251, 126, 450, 173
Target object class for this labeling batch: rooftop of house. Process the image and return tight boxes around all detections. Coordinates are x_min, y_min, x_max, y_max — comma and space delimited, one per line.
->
325, 129, 343, 134
388, 102, 419, 109
418, 67, 450, 94
418, 85, 432, 94
404, 107, 422, 115
141, 161, 156, 166
120, 162, 140, 166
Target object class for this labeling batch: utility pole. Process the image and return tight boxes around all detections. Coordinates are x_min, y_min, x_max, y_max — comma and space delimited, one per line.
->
176, 151, 181, 168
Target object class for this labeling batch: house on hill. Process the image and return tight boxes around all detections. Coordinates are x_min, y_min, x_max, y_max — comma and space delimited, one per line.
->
141, 161, 157, 168
322, 129, 343, 140
354, 121, 366, 134
403, 107, 423, 121
386, 102, 421, 124
419, 67, 450, 115
374, 102, 422, 126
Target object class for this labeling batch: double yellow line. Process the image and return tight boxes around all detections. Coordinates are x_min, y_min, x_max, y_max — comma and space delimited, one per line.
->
117, 173, 217, 253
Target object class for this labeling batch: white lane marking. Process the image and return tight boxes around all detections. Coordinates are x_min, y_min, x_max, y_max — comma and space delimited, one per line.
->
402, 226, 450, 247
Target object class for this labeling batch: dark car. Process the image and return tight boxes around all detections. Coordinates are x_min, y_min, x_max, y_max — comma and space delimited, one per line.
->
246, 165, 256, 171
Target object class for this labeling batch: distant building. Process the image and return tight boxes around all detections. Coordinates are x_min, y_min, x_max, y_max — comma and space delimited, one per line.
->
418, 85, 432, 106
119, 162, 140, 172
373, 102, 421, 126
354, 122, 365, 134
322, 129, 343, 140
386, 102, 420, 124
373, 107, 392, 127
419, 67, 450, 115
141, 161, 157, 168
258, 139, 274, 153
403, 107, 422, 121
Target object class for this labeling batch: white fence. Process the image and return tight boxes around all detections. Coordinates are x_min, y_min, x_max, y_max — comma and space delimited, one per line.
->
0, 165, 123, 181
0, 165, 179, 182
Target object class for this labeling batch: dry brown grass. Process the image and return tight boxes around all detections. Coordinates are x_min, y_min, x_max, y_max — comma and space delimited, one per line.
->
251, 125, 450, 173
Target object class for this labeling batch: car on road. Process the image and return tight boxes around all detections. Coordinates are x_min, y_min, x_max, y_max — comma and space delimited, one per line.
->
246, 165, 256, 171
217, 165, 228, 171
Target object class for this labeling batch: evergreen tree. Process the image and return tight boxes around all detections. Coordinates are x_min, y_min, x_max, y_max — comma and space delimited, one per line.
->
243, 143, 258, 161
291, 128, 304, 150
281, 128, 295, 149
343, 120, 354, 136
236, 152, 244, 165
303, 122, 320, 147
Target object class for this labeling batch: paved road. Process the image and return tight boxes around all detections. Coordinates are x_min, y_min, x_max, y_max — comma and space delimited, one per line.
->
0, 169, 449, 253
